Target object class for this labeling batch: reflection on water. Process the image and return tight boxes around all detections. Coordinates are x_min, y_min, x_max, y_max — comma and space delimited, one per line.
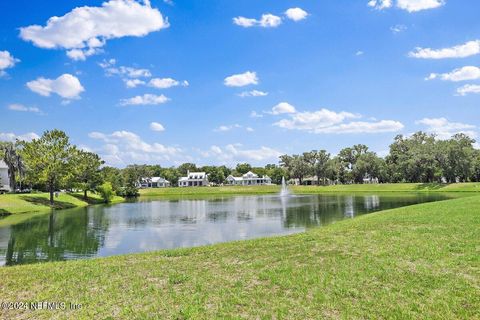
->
0, 193, 454, 266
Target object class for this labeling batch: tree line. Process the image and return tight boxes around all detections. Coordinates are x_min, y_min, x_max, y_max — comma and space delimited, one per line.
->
280, 132, 480, 185
1, 130, 479, 205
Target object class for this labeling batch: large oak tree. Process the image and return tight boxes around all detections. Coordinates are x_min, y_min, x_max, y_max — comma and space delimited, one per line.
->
19, 130, 76, 204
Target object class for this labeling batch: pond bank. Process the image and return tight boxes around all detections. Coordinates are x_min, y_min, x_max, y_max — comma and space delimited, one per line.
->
0, 192, 124, 216
1, 195, 478, 319
139, 182, 480, 197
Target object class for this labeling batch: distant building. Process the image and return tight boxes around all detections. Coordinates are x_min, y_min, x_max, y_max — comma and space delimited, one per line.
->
362, 177, 379, 184
226, 171, 272, 186
178, 171, 209, 187
0, 160, 11, 192
140, 177, 170, 188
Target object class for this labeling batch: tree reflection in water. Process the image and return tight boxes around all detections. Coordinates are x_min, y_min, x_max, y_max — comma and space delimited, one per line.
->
1, 206, 109, 266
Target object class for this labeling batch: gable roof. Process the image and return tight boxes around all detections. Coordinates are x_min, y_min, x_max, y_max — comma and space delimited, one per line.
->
187, 172, 206, 178
242, 171, 259, 178
141, 176, 169, 183
227, 175, 243, 181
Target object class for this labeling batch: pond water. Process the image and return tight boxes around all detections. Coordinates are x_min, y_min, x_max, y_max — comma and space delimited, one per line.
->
0, 193, 456, 266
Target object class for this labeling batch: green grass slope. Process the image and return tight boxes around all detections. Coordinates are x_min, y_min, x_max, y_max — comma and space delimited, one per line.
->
0, 192, 124, 216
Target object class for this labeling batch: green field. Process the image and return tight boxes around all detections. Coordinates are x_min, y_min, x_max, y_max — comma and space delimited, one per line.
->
0, 192, 124, 216
1, 195, 478, 319
139, 185, 281, 196
139, 182, 480, 197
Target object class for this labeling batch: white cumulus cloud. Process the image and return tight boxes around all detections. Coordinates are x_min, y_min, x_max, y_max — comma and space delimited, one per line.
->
88, 130, 182, 166
368, 0, 444, 12
426, 66, 480, 82
456, 84, 480, 96
120, 94, 169, 106
20, 0, 169, 60
368, 0, 393, 10
233, 14, 282, 28
271, 102, 296, 115
284, 8, 308, 21
274, 108, 403, 134
124, 79, 146, 88
409, 40, 480, 59
224, 71, 258, 87
0, 51, 19, 76
100, 59, 188, 89
416, 118, 477, 139
26, 74, 84, 99
148, 78, 189, 89
150, 122, 165, 132
100, 59, 152, 78
396, 0, 445, 12
0, 132, 40, 142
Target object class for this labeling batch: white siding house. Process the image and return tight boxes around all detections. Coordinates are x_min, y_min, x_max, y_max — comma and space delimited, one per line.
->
178, 171, 209, 187
0, 160, 11, 192
226, 171, 272, 186
140, 177, 170, 188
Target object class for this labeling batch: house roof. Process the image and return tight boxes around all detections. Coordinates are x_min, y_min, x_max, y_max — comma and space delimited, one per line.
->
228, 173, 271, 181
0, 160, 7, 169
187, 172, 206, 178
227, 175, 243, 181
242, 171, 258, 178
141, 177, 169, 183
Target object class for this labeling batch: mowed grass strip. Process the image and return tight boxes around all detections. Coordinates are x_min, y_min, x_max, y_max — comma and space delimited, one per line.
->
1, 196, 479, 319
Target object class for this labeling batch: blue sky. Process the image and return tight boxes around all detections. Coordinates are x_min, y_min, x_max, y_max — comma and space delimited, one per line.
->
0, 0, 479, 167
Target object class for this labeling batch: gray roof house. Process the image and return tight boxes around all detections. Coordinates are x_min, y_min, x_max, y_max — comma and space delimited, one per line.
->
140, 177, 170, 188
178, 171, 209, 187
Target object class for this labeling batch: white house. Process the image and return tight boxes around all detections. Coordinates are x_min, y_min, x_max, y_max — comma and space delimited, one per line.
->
140, 177, 170, 188
178, 171, 209, 187
226, 171, 272, 186
0, 160, 11, 192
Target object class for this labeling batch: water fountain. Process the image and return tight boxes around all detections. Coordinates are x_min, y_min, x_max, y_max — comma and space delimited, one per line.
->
280, 176, 290, 197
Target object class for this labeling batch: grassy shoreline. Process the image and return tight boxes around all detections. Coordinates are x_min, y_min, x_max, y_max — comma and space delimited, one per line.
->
0, 192, 124, 216
139, 182, 480, 197
0, 195, 478, 319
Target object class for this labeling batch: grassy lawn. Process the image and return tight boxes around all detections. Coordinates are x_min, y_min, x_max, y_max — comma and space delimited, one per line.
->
0, 195, 478, 319
0, 192, 124, 216
139, 185, 281, 196
139, 182, 480, 197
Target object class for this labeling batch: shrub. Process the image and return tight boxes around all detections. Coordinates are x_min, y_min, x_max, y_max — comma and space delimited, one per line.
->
97, 182, 115, 203
116, 185, 139, 198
